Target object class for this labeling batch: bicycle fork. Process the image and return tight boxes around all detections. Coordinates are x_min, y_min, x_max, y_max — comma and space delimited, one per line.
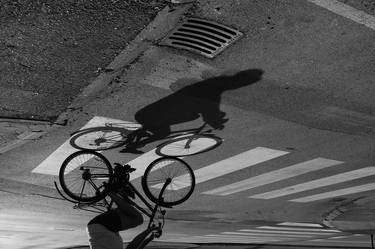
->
147, 178, 171, 229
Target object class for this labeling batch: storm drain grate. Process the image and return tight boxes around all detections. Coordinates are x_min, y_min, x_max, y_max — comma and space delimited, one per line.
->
159, 18, 243, 58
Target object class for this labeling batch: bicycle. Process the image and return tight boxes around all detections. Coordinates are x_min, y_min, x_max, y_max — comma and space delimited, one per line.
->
56, 150, 195, 249
69, 121, 223, 157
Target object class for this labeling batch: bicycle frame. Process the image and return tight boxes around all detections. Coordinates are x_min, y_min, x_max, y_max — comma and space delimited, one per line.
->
70, 122, 212, 141
124, 178, 170, 229
54, 173, 171, 229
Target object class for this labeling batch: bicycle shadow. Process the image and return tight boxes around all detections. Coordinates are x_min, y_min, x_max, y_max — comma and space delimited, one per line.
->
122, 68, 264, 154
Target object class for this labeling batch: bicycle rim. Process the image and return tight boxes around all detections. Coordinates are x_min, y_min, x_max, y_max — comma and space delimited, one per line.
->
59, 150, 113, 202
70, 127, 129, 151
142, 157, 195, 206
155, 135, 222, 157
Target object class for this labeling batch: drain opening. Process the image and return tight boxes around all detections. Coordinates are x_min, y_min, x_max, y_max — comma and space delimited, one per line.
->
182, 24, 232, 39
169, 37, 217, 51
159, 18, 243, 58
178, 28, 227, 43
173, 32, 221, 47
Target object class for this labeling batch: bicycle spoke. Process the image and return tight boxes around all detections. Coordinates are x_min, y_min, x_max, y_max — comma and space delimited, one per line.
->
143, 157, 195, 206
60, 150, 112, 201
79, 180, 87, 199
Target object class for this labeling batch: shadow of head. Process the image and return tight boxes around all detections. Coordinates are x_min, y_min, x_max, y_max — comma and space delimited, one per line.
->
220, 68, 264, 90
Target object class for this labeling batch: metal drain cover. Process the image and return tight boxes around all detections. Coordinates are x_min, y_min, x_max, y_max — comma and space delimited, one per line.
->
159, 18, 243, 58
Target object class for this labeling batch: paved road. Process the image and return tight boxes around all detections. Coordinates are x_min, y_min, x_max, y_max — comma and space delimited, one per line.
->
1, 0, 375, 249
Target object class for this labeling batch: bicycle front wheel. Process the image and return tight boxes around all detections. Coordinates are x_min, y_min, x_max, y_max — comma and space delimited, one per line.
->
142, 157, 195, 207
59, 150, 113, 202
155, 134, 222, 157
70, 127, 131, 151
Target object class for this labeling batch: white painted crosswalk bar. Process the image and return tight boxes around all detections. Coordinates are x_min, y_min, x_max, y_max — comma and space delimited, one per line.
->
277, 222, 323, 228
202, 234, 285, 242
290, 182, 375, 202
250, 166, 375, 199
239, 229, 337, 236
152, 147, 289, 190
32, 116, 140, 175
256, 226, 340, 233
127, 149, 163, 180
307, 0, 375, 30
222, 232, 313, 238
203, 158, 343, 195
190, 237, 281, 243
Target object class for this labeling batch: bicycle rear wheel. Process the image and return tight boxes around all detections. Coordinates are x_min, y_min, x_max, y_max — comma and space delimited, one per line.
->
59, 150, 113, 202
70, 127, 131, 151
155, 134, 222, 157
142, 157, 195, 207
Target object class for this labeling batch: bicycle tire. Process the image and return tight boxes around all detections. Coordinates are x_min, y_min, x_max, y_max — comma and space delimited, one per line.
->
155, 134, 222, 157
142, 157, 195, 207
69, 126, 131, 151
59, 150, 113, 202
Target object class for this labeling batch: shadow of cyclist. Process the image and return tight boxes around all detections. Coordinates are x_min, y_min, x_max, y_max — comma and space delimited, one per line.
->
121, 69, 264, 153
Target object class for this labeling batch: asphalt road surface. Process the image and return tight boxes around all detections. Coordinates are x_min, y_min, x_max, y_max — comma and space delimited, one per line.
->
1, 1, 375, 249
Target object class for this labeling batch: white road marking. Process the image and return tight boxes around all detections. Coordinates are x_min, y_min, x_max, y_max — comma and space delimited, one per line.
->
290, 182, 375, 202
198, 234, 285, 242
250, 166, 375, 199
307, 0, 375, 30
127, 149, 163, 180
32, 143, 78, 175
222, 232, 313, 238
278, 222, 323, 228
32, 116, 139, 175
256, 226, 340, 233
239, 228, 336, 236
203, 158, 343, 196
152, 147, 289, 190
309, 238, 370, 244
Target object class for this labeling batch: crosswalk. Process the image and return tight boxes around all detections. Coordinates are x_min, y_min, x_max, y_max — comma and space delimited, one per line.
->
32, 116, 375, 204
160, 222, 368, 245
202, 158, 343, 196
196, 149, 375, 202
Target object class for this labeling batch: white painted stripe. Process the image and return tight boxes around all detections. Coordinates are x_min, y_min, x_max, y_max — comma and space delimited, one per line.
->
256, 226, 340, 233
307, 0, 375, 30
250, 167, 375, 199
32, 142, 78, 175
152, 147, 289, 190
32, 116, 139, 175
203, 158, 343, 195
189, 237, 279, 243
291, 182, 375, 202
329, 236, 352, 239
202, 234, 285, 242
239, 229, 336, 236
161, 236, 277, 243
127, 149, 162, 180
222, 232, 313, 238
309, 238, 370, 244
278, 222, 323, 228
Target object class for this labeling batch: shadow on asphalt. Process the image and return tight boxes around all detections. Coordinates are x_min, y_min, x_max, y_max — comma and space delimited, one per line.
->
123, 68, 264, 152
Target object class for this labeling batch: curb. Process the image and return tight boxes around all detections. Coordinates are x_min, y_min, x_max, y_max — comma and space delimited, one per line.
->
54, 3, 194, 126
0, 118, 52, 154
322, 197, 375, 234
